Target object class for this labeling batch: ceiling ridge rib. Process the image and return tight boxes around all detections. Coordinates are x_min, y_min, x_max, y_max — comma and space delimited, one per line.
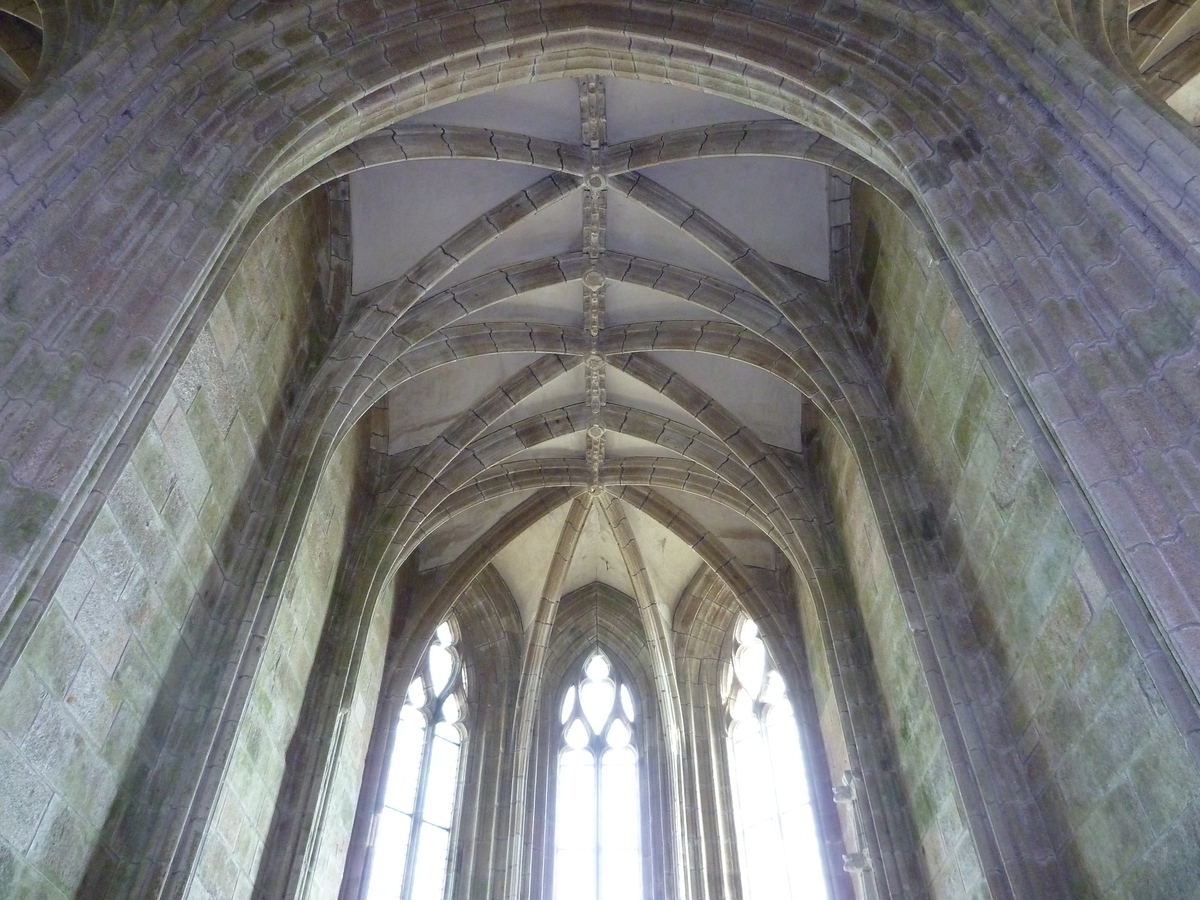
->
579, 74, 610, 493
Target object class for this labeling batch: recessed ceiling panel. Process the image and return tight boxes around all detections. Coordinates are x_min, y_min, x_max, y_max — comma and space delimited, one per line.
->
606, 191, 755, 291
490, 365, 584, 432
418, 491, 530, 571
492, 498, 576, 629
644, 157, 829, 279
404, 78, 585, 145
619, 499, 703, 620
601, 431, 691, 461
351, 160, 549, 293
560, 503, 638, 600
647, 351, 806, 452
604, 365, 712, 437
454, 281, 583, 328
604, 280, 736, 326
505, 433, 586, 462
658, 489, 779, 569
437, 188, 582, 289
387, 353, 545, 453
605, 79, 780, 144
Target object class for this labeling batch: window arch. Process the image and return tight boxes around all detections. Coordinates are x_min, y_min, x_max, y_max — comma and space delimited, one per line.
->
365, 620, 467, 900
724, 615, 830, 899
553, 648, 643, 900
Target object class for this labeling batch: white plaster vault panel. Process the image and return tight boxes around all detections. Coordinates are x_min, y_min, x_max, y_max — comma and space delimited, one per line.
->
504, 433, 586, 463
418, 491, 531, 571
559, 502, 638, 600
350, 160, 550, 293
600, 430, 692, 461
603, 77, 783, 143
602, 365, 714, 437
658, 489, 780, 570
604, 190, 757, 291
647, 351, 807, 453
488, 365, 586, 433
387, 353, 545, 454
603, 280, 737, 326
404, 77, 585, 144
618, 498, 704, 621
455, 281, 584, 329
643, 156, 830, 279
492, 499, 575, 629
440, 187, 583, 289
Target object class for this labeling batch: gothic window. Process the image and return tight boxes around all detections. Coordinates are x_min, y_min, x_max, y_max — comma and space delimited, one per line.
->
365, 621, 467, 900
553, 649, 642, 900
724, 615, 829, 899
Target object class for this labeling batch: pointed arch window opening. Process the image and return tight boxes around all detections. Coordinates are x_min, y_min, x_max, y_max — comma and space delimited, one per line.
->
724, 615, 830, 900
554, 648, 643, 900
366, 620, 467, 900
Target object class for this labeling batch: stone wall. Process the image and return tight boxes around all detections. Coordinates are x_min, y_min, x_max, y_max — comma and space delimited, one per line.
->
821, 427, 986, 899
187, 417, 368, 899
852, 182, 1200, 898
0, 193, 327, 898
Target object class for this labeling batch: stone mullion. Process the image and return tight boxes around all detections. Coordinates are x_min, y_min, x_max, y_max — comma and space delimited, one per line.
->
126, 192, 592, 785
672, 570, 741, 900
336, 560, 425, 900
667, 518, 864, 900
337, 568, 520, 900
467, 600, 527, 900
538, 582, 676, 900
676, 656, 742, 900
369, 429, 830, 710
729, 221, 1078, 896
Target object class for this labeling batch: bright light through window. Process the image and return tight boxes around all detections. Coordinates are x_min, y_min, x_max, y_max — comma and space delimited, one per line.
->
366, 621, 466, 900
726, 616, 829, 900
554, 649, 643, 900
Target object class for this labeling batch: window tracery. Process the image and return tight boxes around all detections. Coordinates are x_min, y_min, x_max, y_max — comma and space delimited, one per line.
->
724, 615, 830, 899
553, 648, 643, 900
365, 620, 466, 900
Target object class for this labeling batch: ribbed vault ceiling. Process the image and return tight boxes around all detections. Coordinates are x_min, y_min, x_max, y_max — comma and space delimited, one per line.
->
350, 77, 834, 632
